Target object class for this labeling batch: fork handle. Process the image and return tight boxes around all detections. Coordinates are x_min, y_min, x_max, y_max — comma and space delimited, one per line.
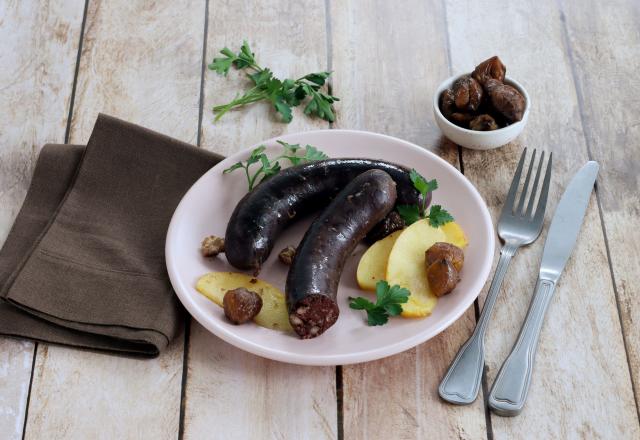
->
488, 277, 556, 416
439, 242, 518, 405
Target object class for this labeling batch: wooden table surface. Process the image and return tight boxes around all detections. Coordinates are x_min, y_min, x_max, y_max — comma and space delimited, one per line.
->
1, 1, 639, 438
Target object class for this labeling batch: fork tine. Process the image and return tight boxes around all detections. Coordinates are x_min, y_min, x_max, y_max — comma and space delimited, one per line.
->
525, 151, 545, 218
533, 152, 553, 223
502, 148, 527, 216
516, 149, 536, 216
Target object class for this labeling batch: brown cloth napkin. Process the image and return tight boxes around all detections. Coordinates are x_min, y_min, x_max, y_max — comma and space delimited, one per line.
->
0, 114, 222, 357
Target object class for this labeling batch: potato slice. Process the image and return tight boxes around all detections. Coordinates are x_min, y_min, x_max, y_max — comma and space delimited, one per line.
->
441, 221, 468, 248
386, 220, 446, 318
196, 272, 293, 332
356, 229, 403, 291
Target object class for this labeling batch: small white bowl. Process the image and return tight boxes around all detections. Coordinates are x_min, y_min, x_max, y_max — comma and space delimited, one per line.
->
433, 74, 530, 150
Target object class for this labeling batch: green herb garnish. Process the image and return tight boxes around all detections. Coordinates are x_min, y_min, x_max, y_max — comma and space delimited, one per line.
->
426, 204, 454, 227
223, 141, 328, 190
397, 169, 453, 227
409, 168, 439, 196
349, 280, 410, 326
209, 41, 339, 123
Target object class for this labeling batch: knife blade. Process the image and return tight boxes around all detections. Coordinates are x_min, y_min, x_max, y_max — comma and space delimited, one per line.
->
488, 160, 599, 416
539, 161, 600, 281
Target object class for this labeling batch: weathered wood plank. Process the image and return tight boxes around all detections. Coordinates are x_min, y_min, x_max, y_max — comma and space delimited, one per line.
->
198, 0, 328, 155
185, 324, 337, 440
561, 0, 640, 418
0, 1, 85, 438
330, 1, 488, 438
66, 1, 204, 143
184, 1, 337, 439
22, 1, 205, 438
445, 0, 640, 437
0, 340, 34, 440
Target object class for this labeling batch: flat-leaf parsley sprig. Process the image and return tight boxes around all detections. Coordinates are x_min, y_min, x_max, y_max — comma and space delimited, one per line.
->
209, 41, 339, 123
223, 141, 329, 191
349, 280, 410, 326
396, 169, 454, 227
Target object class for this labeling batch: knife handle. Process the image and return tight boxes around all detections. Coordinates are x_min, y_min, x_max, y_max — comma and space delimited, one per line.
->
488, 277, 556, 416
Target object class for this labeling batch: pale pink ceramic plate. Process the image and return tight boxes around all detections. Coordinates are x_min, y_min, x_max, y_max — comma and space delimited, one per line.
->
166, 130, 495, 365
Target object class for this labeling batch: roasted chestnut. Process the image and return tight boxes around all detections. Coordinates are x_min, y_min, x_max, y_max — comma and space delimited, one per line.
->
452, 75, 483, 112
470, 114, 499, 131
440, 88, 456, 119
472, 55, 506, 85
450, 112, 476, 127
223, 288, 263, 324
427, 259, 460, 297
439, 56, 525, 129
425, 242, 464, 272
485, 79, 525, 122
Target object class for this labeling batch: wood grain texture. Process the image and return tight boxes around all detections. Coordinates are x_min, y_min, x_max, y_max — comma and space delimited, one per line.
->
67, 0, 204, 144
2, 0, 639, 437
446, 0, 640, 437
183, 1, 337, 439
330, 1, 487, 438
0, 1, 84, 438
26, 340, 184, 439
184, 324, 337, 440
22, 1, 205, 438
560, 0, 640, 416
0, 340, 35, 440
199, 0, 329, 155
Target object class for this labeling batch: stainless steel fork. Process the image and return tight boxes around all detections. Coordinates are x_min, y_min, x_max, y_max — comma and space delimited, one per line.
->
438, 148, 552, 405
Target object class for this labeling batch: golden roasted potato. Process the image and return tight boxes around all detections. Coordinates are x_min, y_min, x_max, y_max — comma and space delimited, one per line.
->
386, 219, 446, 318
196, 272, 293, 332
440, 221, 468, 248
356, 220, 468, 319
356, 229, 403, 291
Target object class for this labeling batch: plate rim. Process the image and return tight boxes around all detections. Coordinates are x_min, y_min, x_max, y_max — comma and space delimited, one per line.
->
166, 129, 495, 365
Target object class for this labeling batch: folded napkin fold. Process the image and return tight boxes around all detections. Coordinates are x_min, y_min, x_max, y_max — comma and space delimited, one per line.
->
0, 114, 222, 357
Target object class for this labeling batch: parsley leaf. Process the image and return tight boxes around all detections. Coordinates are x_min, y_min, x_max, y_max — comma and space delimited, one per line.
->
234, 41, 257, 69
409, 169, 438, 195
259, 154, 281, 179
222, 161, 244, 174
409, 169, 428, 194
302, 71, 331, 86
396, 169, 454, 227
302, 84, 338, 122
396, 204, 421, 225
223, 141, 329, 190
349, 280, 410, 326
208, 47, 238, 76
272, 142, 329, 166
303, 145, 329, 161
273, 97, 293, 123
427, 205, 454, 227
246, 146, 266, 164
348, 296, 374, 311
366, 308, 390, 326
209, 42, 339, 123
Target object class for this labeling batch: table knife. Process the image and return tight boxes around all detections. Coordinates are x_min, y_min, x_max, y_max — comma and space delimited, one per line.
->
488, 160, 599, 416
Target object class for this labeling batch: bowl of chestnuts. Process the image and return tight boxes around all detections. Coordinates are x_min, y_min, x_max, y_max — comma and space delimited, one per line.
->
433, 56, 529, 150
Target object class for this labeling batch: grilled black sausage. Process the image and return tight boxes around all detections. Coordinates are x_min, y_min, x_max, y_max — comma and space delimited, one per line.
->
286, 169, 397, 338
225, 159, 426, 272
